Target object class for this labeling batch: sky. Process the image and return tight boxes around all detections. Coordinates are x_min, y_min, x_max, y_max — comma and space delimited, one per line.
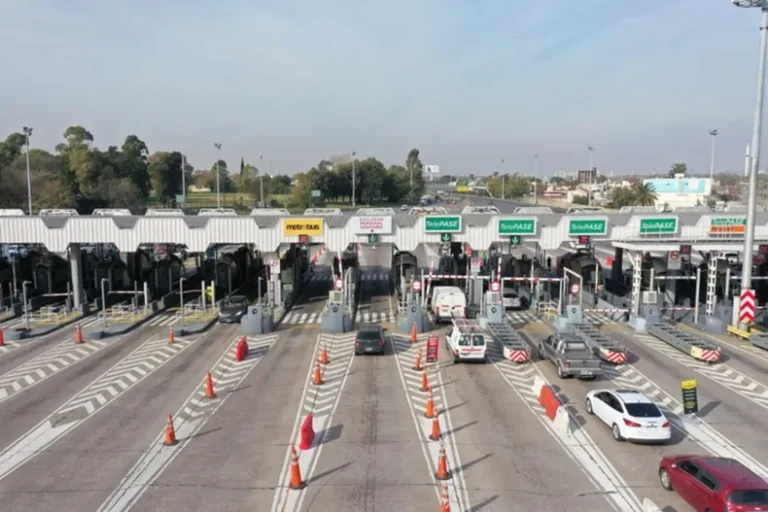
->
0, 0, 764, 177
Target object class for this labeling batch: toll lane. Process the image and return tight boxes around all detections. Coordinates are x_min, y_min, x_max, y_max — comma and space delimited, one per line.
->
0, 324, 241, 512
0, 324, 169, 454
609, 327, 768, 473
0, 326, 85, 377
298, 340, 435, 512
443, 343, 615, 512
524, 324, 697, 511
126, 326, 317, 512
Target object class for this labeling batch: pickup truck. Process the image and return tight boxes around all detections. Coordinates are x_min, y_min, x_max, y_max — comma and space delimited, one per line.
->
538, 333, 602, 379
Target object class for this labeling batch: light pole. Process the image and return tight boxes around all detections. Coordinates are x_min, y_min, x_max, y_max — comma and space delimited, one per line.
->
733, 0, 768, 329
501, 158, 506, 199
351, 151, 357, 207
214, 142, 222, 209
181, 153, 187, 206
533, 154, 539, 205
587, 146, 595, 206
23, 127, 33, 215
179, 277, 186, 325
101, 278, 109, 327
709, 129, 719, 180
22, 280, 31, 330
259, 152, 265, 206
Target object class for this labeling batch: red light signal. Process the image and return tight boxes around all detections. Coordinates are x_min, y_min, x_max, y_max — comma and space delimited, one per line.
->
578, 236, 590, 245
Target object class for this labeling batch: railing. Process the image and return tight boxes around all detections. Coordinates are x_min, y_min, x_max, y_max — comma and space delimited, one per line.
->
174, 303, 219, 323
537, 300, 559, 319
98, 304, 150, 324
25, 306, 83, 326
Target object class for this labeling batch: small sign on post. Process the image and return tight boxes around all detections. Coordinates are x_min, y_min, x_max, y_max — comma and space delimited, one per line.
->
681, 379, 698, 414
570, 283, 580, 295
426, 334, 439, 362
334, 278, 344, 291
411, 280, 422, 293
490, 281, 501, 293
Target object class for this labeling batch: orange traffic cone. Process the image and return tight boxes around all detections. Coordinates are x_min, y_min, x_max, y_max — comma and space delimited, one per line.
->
429, 414, 442, 441
313, 362, 323, 385
205, 371, 216, 399
168, 326, 175, 344
319, 344, 329, 365
0, 329, 4, 346
440, 481, 450, 512
75, 324, 84, 344
425, 389, 435, 419
435, 444, 451, 480
164, 413, 178, 446
289, 446, 306, 489
413, 349, 423, 371
421, 366, 430, 392
410, 323, 418, 343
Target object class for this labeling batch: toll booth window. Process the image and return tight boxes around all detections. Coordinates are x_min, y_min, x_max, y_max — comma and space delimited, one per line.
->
472, 335, 485, 346
458, 336, 470, 346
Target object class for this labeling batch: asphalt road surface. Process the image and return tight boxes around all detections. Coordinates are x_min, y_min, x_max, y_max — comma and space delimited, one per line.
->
2, 270, 767, 511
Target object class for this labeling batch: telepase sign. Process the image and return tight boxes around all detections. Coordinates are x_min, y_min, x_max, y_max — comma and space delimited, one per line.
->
351, 216, 393, 235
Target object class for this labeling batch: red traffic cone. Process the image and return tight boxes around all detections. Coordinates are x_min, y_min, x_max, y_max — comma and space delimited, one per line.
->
435, 444, 451, 480
168, 326, 175, 344
440, 481, 450, 512
0, 329, 4, 347
421, 366, 430, 392
289, 446, 306, 489
164, 413, 178, 446
410, 323, 418, 343
75, 324, 84, 344
313, 362, 323, 385
429, 414, 442, 441
413, 349, 423, 371
204, 371, 216, 399
425, 389, 435, 419
319, 344, 329, 365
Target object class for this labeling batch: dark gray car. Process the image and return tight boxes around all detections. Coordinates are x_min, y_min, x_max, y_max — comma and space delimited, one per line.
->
355, 324, 387, 355
218, 295, 249, 323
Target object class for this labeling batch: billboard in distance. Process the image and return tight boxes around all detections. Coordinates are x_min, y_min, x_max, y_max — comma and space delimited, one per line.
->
425, 165, 440, 173
643, 178, 710, 195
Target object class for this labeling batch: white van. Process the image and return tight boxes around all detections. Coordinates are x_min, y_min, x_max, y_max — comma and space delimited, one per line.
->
445, 317, 487, 363
430, 286, 466, 323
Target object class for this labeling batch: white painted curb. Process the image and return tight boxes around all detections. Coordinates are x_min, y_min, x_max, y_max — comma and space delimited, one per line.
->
530, 376, 546, 398
553, 405, 571, 436
642, 498, 661, 511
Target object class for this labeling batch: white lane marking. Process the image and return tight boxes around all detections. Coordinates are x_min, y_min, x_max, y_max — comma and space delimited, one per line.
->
488, 345, 643, 512
602, 363, 768, 480
391, 334, 470, 511
97, 334, 280, 512
271, 333, 357, 512
634, 333, 768, 410
0, 333, 201, 480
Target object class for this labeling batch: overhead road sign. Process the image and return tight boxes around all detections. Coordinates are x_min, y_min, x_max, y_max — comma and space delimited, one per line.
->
710, 217, 746, 235
425, 216, 462, 233
568, 218, 608, 237
639, 217, 678, 235
498, 218, 537, 236
351, 216, 393, 235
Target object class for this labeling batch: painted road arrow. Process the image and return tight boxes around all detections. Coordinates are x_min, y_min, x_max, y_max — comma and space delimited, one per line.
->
97, 334, 279, 512
0, 334, 199, 481
0, 339, 108, 403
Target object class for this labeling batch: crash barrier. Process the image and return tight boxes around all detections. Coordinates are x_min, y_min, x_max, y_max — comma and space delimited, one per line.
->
582, 308, 629, 322
570, 322, 628, 364
175, 302, 218, 323
727, 325, 768, 350
646, 322, 721, 363
484, 321, 530, 363
97, 303, 150, 325
531, 378, 571, 436
24, 305, 83, 326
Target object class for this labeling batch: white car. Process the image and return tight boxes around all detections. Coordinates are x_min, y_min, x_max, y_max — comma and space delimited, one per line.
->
585, 389, 671, 443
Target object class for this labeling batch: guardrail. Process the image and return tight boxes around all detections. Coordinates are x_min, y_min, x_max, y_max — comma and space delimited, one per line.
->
726, 324, 768, 350
537, 300, 559, 319
97, 304, 150, 325
174, 303, 219, 324
647, 322, 721, 362
25, 306, 83, 326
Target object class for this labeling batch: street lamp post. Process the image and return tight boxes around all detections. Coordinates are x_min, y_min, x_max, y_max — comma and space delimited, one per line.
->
733, 1, 768, 329
587, 146, 595, 206
23, 127, 33, 215
181, 153, 187, 206
534, 154, 539, 206
351, 151, 357, 207
22, 280, 31, 330
259, 152, 265, 206
101, 278, 109, 327
214, 142, 222, 209
709, 129, 719, 180
501, 158, 506, 200
179, 277, 186, 325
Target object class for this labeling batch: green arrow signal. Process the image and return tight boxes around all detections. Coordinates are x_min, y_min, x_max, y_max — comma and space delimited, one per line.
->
441, 233, 452, 242
510, 235, 521, 246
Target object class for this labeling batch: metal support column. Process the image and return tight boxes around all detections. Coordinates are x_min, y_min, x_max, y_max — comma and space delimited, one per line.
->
706, 256, 719, 316
69, 243, 83, 308
631, 251, 643, 316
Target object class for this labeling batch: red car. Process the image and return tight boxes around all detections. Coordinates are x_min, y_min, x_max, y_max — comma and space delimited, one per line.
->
659, 455, 768, 511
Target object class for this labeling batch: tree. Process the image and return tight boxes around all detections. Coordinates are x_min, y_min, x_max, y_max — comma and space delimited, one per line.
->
630, 182, 658, 206
210, 159, 233, 193
148, 151, 183, 206
0, 132, 26, 170
668, 162, 687, 177
121, 135, 150, 197
406, 149, 425, 198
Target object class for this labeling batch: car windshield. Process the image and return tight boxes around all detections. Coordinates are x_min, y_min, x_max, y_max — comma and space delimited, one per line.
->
624, 402, 662, 418
472, 335, 485, 346
728, 490, 768, 504
358, 330, 380, 340
224, 297, 247, 305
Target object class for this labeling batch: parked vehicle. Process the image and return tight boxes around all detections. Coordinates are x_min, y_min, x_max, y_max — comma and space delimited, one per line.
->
585, 389, 671, 442
430, 286, 466, 323
502, 289, 528, 310
445, 317, 487, 363
659, 455, 768, 511
355, 324, 387, 355
218, 295, 249, 323
538, 333, 602, 379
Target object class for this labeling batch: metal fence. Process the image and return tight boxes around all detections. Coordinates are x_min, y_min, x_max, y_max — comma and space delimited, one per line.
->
25, 306, 83, 326
97, 304, 150, 325
174, 303, 219, 324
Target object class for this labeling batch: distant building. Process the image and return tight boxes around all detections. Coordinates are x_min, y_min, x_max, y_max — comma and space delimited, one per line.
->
577, 168, 597, 184
643, 175, 712, 209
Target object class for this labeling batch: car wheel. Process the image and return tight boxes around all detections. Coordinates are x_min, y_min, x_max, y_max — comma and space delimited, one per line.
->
585, 398, 593, 415
659, 468, 673, 491
611, 423, 624, 442
557, 364, 566, 378
538, 346, 545, 360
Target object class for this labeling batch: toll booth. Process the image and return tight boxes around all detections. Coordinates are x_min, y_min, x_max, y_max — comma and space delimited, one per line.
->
484, 291, 503, 324
398, 291, 429, 334
321, 291, 353, 333
240, 304, 274, 335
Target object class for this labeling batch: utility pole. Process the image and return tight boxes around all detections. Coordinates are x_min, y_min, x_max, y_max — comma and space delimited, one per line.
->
259, 152, 264, 206
214, 142, 222, 209
534, 154, 539, 206
709, 129, 719, 180
23, 126, 33, 215
181, 153, 187, 205
501, 158, 505, 200
587, 146, 595, 206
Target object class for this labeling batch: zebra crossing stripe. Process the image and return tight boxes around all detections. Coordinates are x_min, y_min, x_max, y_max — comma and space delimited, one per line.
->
505, 311, 618, 325
356, 312, 396, 323
0, 339, 108, 404
635, 333, 768, 410
0, 332, 202, 481
97, 333, 280, 512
